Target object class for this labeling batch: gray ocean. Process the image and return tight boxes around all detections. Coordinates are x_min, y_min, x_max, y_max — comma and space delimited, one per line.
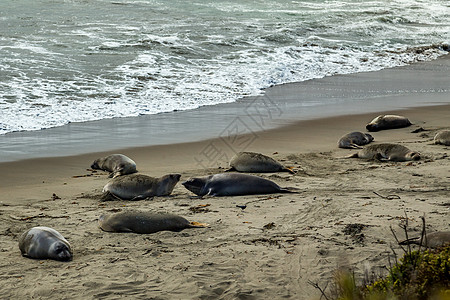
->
0, 0, 449, 135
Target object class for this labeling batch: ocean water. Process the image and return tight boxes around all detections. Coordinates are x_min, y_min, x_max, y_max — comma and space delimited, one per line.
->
0, 0, 448, 135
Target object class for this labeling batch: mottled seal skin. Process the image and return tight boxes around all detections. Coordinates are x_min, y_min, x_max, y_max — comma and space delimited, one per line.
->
434, 130, 450, 146
18, 227, 72, 261
338, 132, 374, 149
91, 154, 137, 178
182, 173, 295, 197
102, 173, 181, 200
98, 211, 208, 234
366, 115, 412, 132
228, 151, 295, 174
399, 231, 450, 248
344, 143, 420, 162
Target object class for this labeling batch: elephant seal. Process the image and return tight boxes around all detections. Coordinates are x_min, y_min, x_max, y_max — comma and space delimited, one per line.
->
182, 173, 296, 197
98, 210, 208, 234
366, 115, 411, 132
338, 132, 374, 149
18, 227, 72, 261
399, 231, 450, 248
434, 130, 450, 146
91, 154, 137, 178
344, 143, 420, 162
227, 151, 295, 174
102, 173, 181, 201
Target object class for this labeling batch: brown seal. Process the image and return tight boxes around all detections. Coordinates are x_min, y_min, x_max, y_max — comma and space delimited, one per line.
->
434, 130, 450, 146
98, 210, 208, 234
228, 151, 295, 174
91, 154, 137, 178
366, 115, 411, 132
399, 231, 450, 248
338, 132, 374, 149
344, 143, 420, 162
102, 173, 181, 200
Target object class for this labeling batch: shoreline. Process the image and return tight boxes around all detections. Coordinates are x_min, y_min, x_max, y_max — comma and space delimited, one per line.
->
1, 54, 449, 163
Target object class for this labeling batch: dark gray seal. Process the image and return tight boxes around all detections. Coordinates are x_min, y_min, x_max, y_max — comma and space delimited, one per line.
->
399, 231, 450, 248
98, 210, 208, 234
344, 143, 420, 162
18, 227, 72, 261
102, 173, 181, 200
227, 151, 295, 174
338, 132, 374, 149
91, 154, 137, 178
434, 130, 450, 146
182, 173, 295, 197
366, 115, 412, 132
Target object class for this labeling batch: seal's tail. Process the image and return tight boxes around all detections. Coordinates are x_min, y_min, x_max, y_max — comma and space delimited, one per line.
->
280, 187, 301, 193
339, 153, 359, 159
189, 222, 210, 228
283, 167, 297, 174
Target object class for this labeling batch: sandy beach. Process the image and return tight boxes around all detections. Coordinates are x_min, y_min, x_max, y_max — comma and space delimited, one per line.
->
1, 57, 449, 299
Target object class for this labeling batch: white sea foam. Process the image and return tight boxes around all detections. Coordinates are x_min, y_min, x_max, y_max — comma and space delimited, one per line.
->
0, 0, 448, 135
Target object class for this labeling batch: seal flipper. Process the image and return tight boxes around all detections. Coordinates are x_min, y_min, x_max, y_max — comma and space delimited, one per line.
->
279, 187, 300, 193
224, 167, 236, 172
100, 191, 121, 201
282, 167, 296, 174
340, 153, 359, 159
188, 221, 210, 228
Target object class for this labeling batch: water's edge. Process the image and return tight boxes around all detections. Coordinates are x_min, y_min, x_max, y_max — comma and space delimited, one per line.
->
1, 54, 449, 163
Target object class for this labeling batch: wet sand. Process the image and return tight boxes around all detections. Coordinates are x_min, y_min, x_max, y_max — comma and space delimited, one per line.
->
0, 57, 449, 299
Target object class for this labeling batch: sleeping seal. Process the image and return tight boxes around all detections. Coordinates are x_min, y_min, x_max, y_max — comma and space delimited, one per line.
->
91, 154, 137, 178
102, 173, 181, 201
434, 130, 450, 146
344, 143, 420, 162
98, 210, 208, 234
18, 227, 72, 261
228, 151, 295, 174
399, 231, 450, 248
338, 132, 374, 149
182, 173, 295, 197
366, 115, 411, 132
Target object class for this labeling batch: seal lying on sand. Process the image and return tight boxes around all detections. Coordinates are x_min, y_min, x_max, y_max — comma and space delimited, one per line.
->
344, 143, 420, 162
182, 173, 296, 197
434, 130, 450, 146
366, 115, 411, 132
98, 211, 208, 234
19, 227, 72, 261
399, 231, 450, 248
102, 173, 181, 201
91, 154, 137, 178
227, 151, 295, 174
338, 132, 374, 149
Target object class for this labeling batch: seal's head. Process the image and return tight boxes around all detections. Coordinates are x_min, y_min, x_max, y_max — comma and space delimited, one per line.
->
156, 174, 181, 196
365, 133, 374, 143
91, 158, 101, 169
49, 241, 73, 262
407, 151, 421, 161
182, 177, 207, 196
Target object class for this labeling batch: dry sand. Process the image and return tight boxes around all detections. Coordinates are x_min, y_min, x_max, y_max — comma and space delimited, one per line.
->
1, 58, 449, 299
